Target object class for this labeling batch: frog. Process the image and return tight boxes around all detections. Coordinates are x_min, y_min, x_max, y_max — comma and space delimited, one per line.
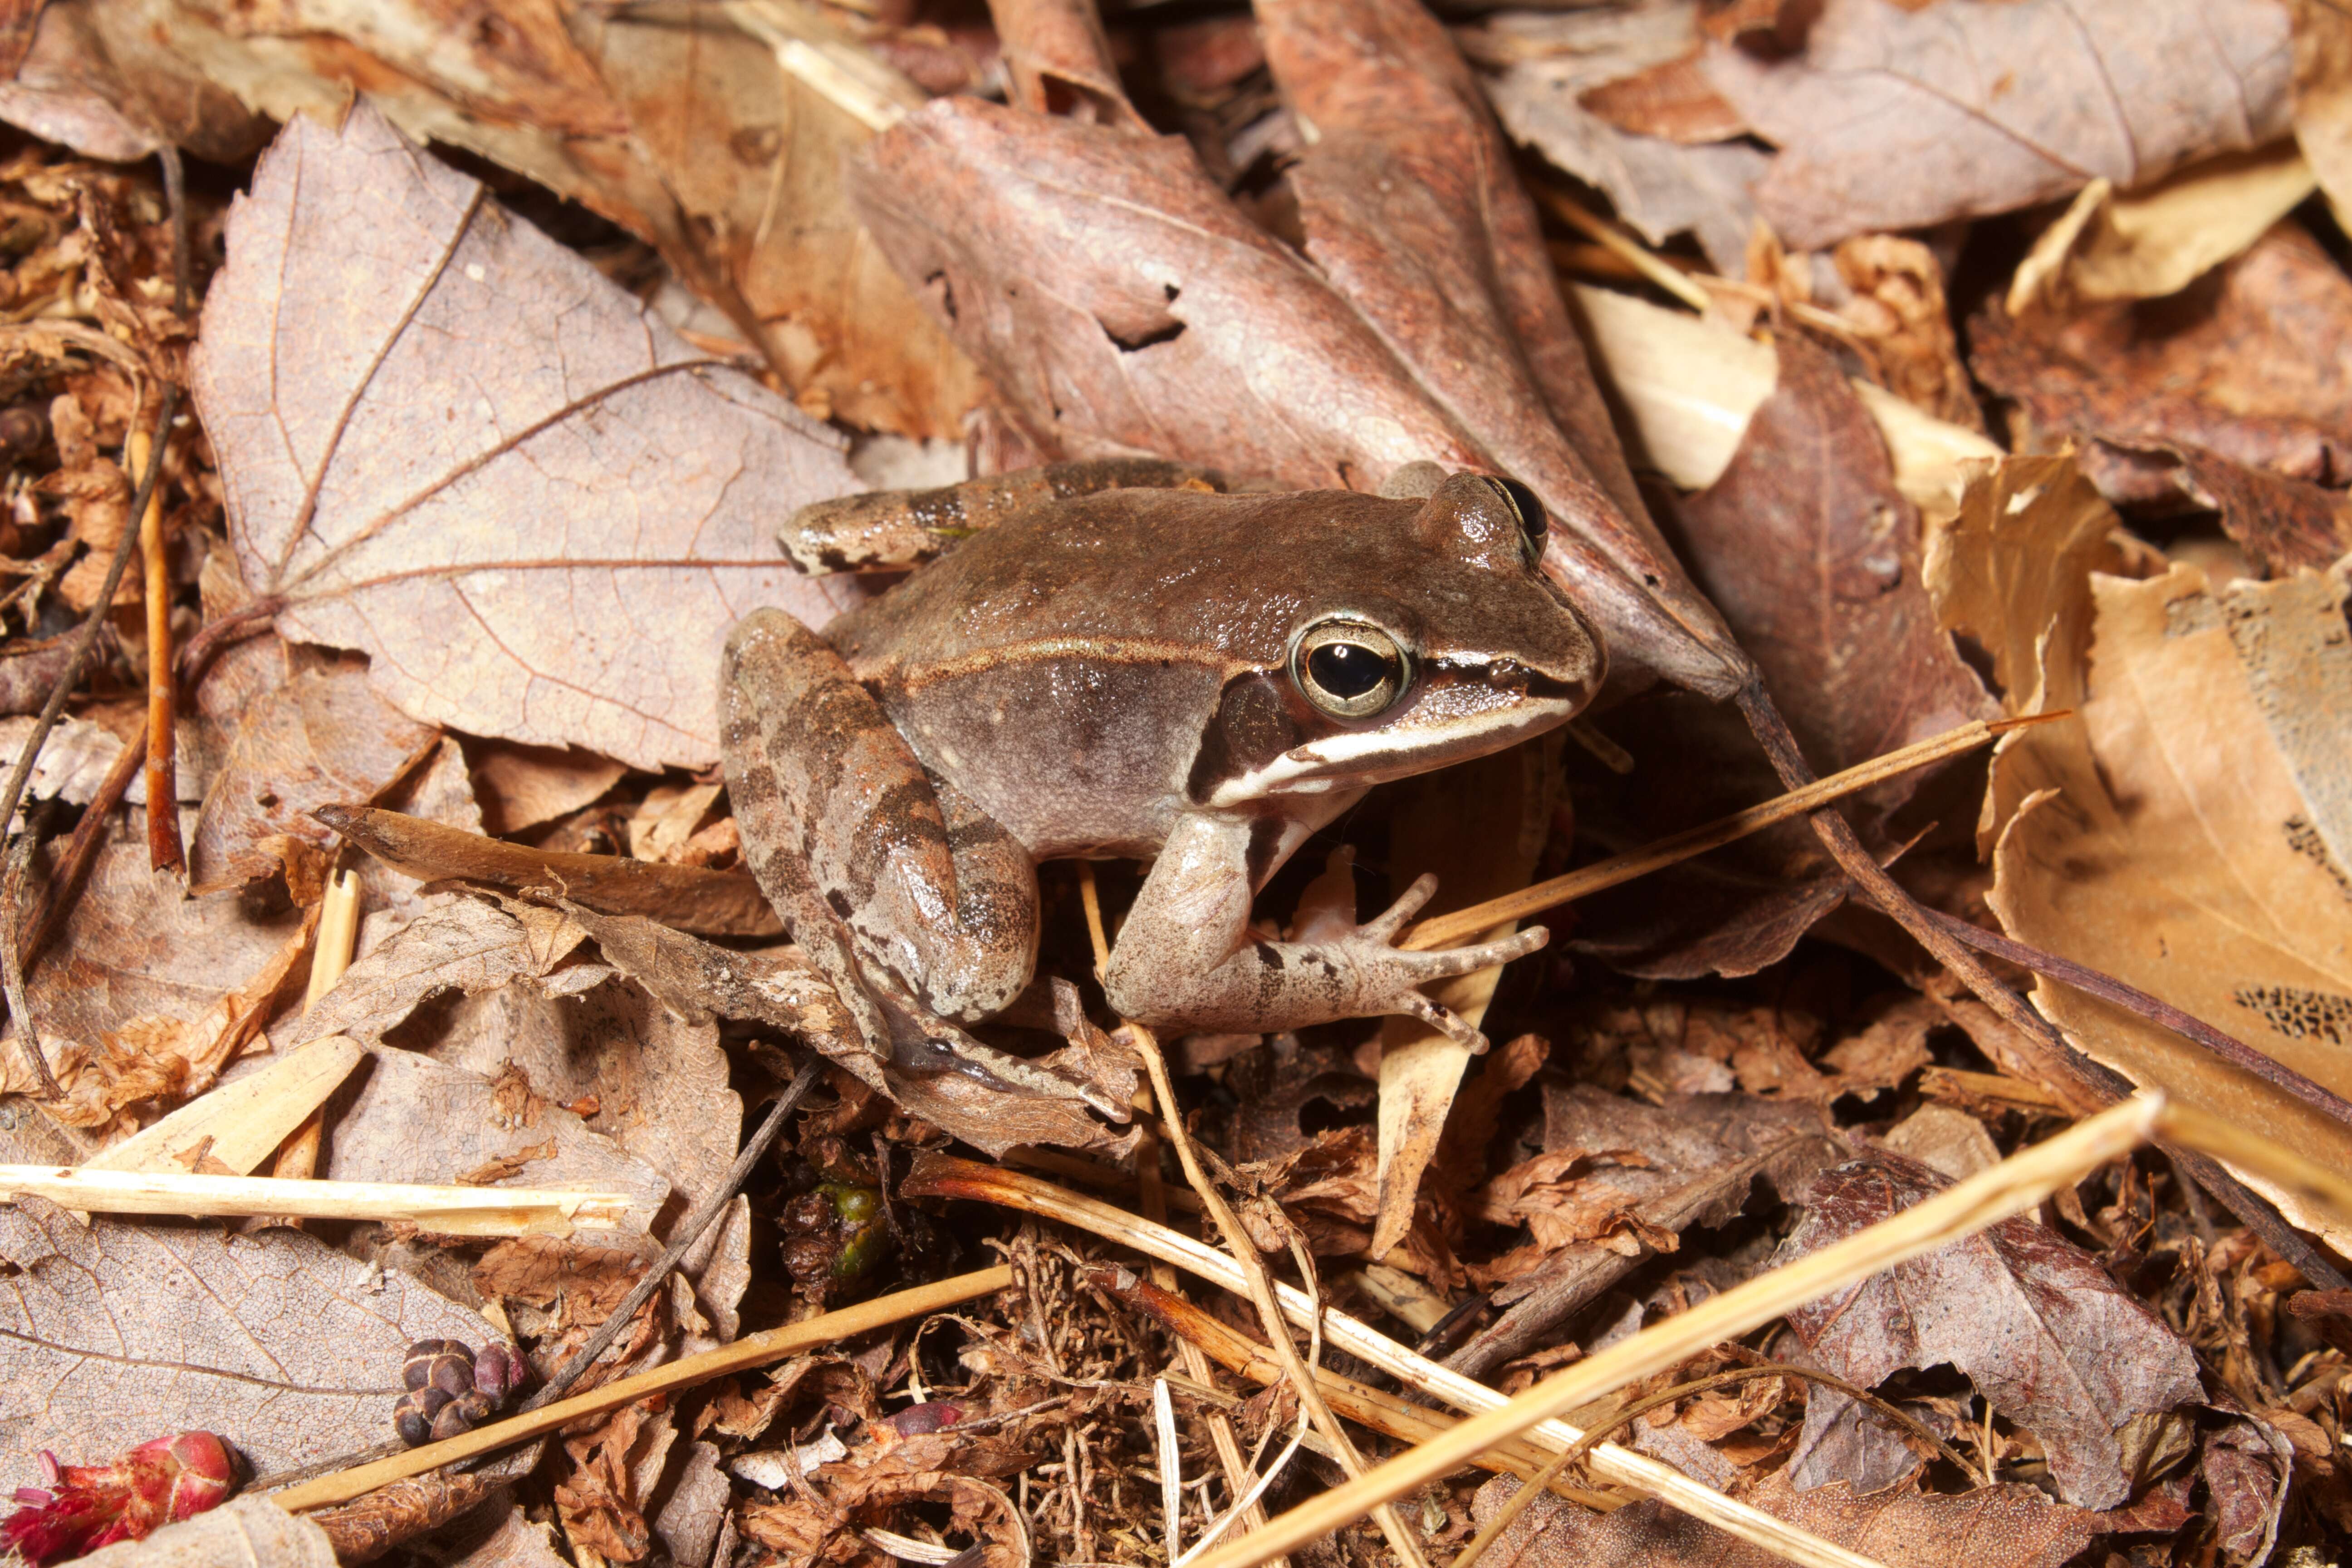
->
720, 461, 1605, 1105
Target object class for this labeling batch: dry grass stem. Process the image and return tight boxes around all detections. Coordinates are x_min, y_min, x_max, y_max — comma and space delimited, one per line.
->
2158, 1102, 2352, 1229
129, 422, 181, 877
1185, 1094, 2165, 1568
1534, 186, 1711, 312
1403, 716, 2041, 951
0, 1166, 634, 1235
266, 1264, 1016, 1513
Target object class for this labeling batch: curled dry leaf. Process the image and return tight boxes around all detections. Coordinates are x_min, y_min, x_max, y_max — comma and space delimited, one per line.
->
1702, 0, 2295, 250
850, 0, 1748, 700
1776, 1147, 2202, 1508
0, 1194, 494, 1478
190, 103, 864, 771
291, 892, 596, 1049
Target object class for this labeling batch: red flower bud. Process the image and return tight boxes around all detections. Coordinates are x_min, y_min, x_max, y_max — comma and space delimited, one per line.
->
3, 1431, 235, 1566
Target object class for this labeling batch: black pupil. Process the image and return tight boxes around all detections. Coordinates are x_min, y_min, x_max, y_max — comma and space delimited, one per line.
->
1308, 641, 1391, 700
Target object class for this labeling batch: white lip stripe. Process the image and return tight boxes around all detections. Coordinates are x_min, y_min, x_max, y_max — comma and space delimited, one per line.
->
1203, 698, 1576, 808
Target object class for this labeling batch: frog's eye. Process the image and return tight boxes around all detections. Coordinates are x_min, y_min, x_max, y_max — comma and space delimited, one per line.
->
1493, 477, 1547, 567
1292, 619, 1410, 719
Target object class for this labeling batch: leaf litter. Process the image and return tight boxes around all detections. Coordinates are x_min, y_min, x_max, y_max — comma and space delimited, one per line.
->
1, 0, 2351, 1565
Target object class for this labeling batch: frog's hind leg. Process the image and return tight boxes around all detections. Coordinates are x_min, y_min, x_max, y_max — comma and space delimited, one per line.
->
721, 609, 1038, 1058
781, 459, 1224, 573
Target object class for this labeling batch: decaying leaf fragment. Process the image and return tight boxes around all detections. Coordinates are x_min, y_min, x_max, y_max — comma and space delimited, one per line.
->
191, 103, 864, 770
1777, 1147, 2202, 1507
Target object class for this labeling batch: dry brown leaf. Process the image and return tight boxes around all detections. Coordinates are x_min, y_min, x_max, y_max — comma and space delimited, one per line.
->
1777, 1147, 2202, 1506
187, 658, 436, 895
293, 893, 595, 1049
64, 1498, 338, 1568
1447, 1085, 1839, 1376
1466, 1465, 2182, 1568
1703, 0, 2295, 250
851, 0, 1748, 701
321, 1044, 671, 1236
28, 833, 308, 1055
2151, 444, 2352, 575
466, 740, 627, 836
0, 1192, 495, 1477
1973, 221, 2352, 500
1462, 2, 1767, 274
190, 103, 865, 770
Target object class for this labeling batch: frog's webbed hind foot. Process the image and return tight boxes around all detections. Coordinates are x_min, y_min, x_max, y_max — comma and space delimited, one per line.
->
782, 459, 1225, 573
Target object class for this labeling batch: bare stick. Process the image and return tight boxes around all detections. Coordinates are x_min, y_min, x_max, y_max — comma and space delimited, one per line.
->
1401, 715, 2044, 952
0, 1166, 632, 1234
1184, 1095, 2163, 1568
21, 711, 144, 975
264, 1264, 1016, 1514
517, 1050, 826, 1414
131, 418, 181, 877
904, 1155, 1884, 1568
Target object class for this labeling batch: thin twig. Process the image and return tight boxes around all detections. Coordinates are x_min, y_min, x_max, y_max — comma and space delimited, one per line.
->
1, 811, 59, 1095
520, 1049, 826, 1413
1921, 906, 2352, 1132
19, 711, 142, 975
133, 417, 181, 877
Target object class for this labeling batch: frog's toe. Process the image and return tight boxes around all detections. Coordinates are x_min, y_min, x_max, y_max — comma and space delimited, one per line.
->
1392, 990, 1490, 1053
1385, 924, 1548, 982
1358, 872, 1441, 943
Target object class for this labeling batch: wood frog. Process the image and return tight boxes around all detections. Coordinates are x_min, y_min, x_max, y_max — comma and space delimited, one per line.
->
721, 462, 1604, 1102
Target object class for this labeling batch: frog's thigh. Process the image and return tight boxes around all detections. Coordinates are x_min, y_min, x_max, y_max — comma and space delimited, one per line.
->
722, 609, 1035, 1024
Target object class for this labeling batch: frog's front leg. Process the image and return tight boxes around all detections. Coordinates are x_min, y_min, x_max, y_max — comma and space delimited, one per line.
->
721, 608, 1039, 1060
1098, 809, 1544, 1051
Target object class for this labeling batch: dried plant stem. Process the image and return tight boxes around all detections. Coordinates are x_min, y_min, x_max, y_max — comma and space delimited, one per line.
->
903, 1154, 1882, 1568
265, 1264, 1015, 1514
2158, 1102, 2352, 1230
1132, 1024, 1435, 1568
1534, 186, 1710, 312
130, 421, 182, 877
0, 382, 180, 1086
1181, 1095, 2163, 1568
0, 821, 58, 1098
21, 710, 143, 974
1108, 1268, 1616, 1506
1402, 715, 2038, 952
519, 1050, 827, 1414
268, 868, 364, 1195
1452, 1361, 1984, 1568
0, 1166, 633, 1234
1921, 906, 2352, 1131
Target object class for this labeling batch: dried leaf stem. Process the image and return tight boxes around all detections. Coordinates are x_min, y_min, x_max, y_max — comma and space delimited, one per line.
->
1451, 1361, 1984, 1568
131, 419, 181, 877
265, 1263, 1016, 1514
1183, 1094, 2165, 1568
1402, 715, 2038, 951
902, 1153, 1884, 1568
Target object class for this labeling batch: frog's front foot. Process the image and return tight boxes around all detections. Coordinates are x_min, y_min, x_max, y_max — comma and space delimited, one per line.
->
1331, 873, 1548, 1052
1100, 870, 1547, 1054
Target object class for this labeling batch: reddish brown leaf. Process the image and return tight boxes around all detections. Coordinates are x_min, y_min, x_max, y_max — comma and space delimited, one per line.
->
1777, 1147, 2202, 1507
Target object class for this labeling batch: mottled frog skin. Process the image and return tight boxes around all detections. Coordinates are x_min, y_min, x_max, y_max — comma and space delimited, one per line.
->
721, 466, 1605, 1100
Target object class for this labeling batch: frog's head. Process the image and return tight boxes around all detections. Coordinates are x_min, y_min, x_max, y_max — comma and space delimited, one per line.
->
1189, 473, 1605, 807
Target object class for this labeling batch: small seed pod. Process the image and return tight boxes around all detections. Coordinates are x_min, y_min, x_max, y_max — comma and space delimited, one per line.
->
402, 1340, 475, 1394
472, 1341, 521, 1401
393, 1387, 452, 1448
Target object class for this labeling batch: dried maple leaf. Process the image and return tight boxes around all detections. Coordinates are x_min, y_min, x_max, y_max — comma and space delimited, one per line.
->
1776, 1147, 2202, 1507
1703, 0, 2295, 250
190, 103, 863, 770
0, 1195, 494, 1478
